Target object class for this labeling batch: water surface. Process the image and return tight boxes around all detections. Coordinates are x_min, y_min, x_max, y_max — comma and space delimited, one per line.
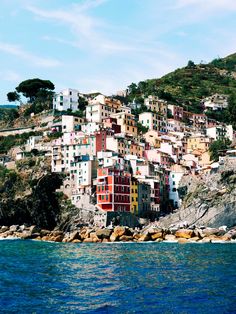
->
0, 240, 236, 313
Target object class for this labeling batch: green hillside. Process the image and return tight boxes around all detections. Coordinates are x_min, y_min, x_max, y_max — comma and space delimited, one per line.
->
127, 53, 236, 126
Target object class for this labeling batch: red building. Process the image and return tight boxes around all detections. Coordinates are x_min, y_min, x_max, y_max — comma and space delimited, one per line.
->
96, 167, 131, 212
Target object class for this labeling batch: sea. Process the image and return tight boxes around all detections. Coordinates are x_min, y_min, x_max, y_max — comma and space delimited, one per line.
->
0, 240, 236, 314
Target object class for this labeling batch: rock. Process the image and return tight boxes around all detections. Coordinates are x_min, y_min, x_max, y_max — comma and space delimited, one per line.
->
19, 225, 27, 232
41, 236, 50, 241
51, 230, 64, 237
188, 237, 200, 242
119, 235, 133, 242
113, 226, 126, 237
110, 232, 119, 242
96, 228, 112, 239
9, 225, 19, 232
137, 234, 150, 242
40, 229, 51, 237
201, 237, 212, 243
164, 234, 177, 241
155, 238, 163, 243
102, 238, 110, 243
80, 227, 94, 240
202, 228, 220, 237
0, 226, 9, 233
151, 232, 163, 240
53, 234, 64, 242
83, 237, 94, 243
89, 232, 101, 243
68, 231, 80, 242
20, 231, 32, 240
72, 239, 81, 243
178, 238, 188, 244
133, 233, 142, 240
175, 229, 193, 239
29, 225, 41, 234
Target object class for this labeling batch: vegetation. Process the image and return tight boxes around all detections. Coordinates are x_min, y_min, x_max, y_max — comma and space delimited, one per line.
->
209, 138, 231, 161
126, 53, 236, 125
0, 108, 19, 126
0, 131, 43, 154
7, 78, 55, 116
7, 91, 20, 102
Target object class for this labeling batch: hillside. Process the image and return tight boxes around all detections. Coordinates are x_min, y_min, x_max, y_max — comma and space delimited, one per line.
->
128, 53, 236, 117
158, 158, 236, 229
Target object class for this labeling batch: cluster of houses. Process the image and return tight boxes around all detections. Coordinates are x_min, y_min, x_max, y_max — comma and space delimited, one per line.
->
1, 88, 235, 227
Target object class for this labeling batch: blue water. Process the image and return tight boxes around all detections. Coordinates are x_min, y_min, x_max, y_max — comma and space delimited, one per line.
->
0, 241, 236, 314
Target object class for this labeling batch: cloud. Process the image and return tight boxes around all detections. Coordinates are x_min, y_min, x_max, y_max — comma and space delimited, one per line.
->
173, 0, 236, 11
0, 41, 61, 67
26, 2, 140, 54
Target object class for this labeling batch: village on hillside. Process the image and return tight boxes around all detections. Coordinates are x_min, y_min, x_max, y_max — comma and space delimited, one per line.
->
0, 88, 235, 227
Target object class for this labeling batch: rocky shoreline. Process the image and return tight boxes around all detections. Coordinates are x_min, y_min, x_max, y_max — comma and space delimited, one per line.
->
1, 224, 236, 243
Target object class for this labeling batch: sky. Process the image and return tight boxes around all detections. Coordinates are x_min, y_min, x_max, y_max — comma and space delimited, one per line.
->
0, 0, 236, 103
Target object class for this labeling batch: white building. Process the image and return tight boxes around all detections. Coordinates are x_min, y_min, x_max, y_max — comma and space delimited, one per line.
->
203, 94, 228, 111
206, 125, 233, 141
86, 94, 118, 123
53, 88, 80, 112
139, 112, 167, 133
51, 131, 96, 173
169, 165, 185, 208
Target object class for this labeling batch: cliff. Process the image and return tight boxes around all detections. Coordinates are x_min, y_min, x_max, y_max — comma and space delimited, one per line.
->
159, 158, 236, 228
0, 157, 64, 229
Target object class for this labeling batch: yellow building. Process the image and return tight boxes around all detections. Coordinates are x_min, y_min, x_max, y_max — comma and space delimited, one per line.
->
111, 112, 137, 136
131, 178, 138, 215
187, 135, 212, 153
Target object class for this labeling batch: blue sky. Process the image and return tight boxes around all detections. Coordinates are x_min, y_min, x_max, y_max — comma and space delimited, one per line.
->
0, 0, 236, 103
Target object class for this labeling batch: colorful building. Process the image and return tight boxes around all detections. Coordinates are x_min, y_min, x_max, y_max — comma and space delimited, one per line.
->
96, 167, 131, 212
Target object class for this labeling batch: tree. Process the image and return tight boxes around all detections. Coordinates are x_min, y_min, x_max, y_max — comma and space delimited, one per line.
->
187, 60, 195, 68
16, 78, 55, 102
7, 91, 20, 102
209, 138, 231, 161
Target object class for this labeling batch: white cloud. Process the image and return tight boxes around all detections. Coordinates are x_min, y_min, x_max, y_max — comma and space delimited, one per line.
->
174, 0, 236, 11
0, 41, 61, 67
26, 2, 140, 55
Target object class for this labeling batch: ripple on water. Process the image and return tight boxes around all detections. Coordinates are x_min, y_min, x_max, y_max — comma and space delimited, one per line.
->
0, 241, 236, 313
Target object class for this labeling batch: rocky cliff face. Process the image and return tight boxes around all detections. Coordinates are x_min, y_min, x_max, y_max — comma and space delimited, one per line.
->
0, 157, 64, 229
159, 158, 236, 228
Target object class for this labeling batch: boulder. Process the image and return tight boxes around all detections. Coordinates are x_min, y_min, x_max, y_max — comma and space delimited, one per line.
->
133, 233, 142, 240
0, 226, 9, 233
29, 225, 41, 234
69, 231, 80, 242
200, 237, 212, 243
151, 232, 163, 240
9, 225, 19, 232
164, 234, 177, 241
110, 232, 119, 242
178, 238, 188, 244
83, 237, 94, 243
40, 229, 51, 237
119, 235, 133, 242
72, 239, 81, 243
96, 228, 112, 239
102, 238, 110, 243
175, 229, 193, 239
113, 226, 126, 237
137, 234, 150, 242
188, 236, 200, 242
53, 234, 64, 242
